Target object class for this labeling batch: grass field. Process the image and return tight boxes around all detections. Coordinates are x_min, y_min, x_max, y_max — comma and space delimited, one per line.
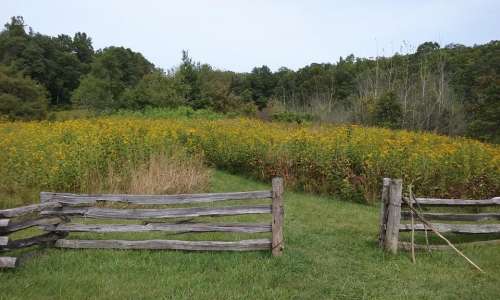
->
1, 171, 500, 299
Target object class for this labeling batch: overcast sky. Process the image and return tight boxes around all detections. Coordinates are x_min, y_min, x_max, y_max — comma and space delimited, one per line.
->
2, 0, 499, 72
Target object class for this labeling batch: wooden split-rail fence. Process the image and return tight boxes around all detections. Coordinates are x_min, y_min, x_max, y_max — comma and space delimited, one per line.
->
379, 178, 500, 253
0, 201, 66, 268
1, 177, 284, 268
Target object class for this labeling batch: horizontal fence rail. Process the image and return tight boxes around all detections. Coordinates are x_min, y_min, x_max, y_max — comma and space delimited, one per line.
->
401, 212, 500, 222
42, 205, 272, 219
1, 232, 65, 251
0, 202, 61, 218
55, 238, 272, 251
399, 223, 500, 234
0, 217, 63, 235
52, 222, 272, 233
398, 239, 500, 251
40, 191, 272, 205
403, 197, 500, 207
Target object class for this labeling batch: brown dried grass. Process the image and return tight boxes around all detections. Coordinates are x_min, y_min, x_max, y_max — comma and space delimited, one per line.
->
85, 152, 210, 195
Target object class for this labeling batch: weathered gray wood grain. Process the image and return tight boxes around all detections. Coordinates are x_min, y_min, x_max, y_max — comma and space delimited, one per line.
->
55, 238, 272, 251
384, 179, 403, 254
271, 177, 284, 256
403, 197, 500, 207
399, 223, 500, 234
399, 239, 500, 251
0, 257, 17, 268
0, 219, 9, 227
40, 190, 272, 205
42, 205, 271, 219
0, 202, 61, 218
401, 212, 500, 222
378, 178, 391, 248
54, 222, 271, 233
0, 216, 63, 234
1, 232, 65, 251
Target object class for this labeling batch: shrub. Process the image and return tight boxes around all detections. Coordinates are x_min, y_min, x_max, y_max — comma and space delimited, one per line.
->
0, 66, 48, 120
271, 111, 313, 124
372, 91, 402, 129
113, 106, 225, 120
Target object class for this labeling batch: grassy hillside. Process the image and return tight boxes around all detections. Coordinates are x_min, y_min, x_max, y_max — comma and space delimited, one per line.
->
1, 171, 500, 299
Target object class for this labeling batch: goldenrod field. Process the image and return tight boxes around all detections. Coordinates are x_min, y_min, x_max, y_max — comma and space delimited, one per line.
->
1, 117, 499, 205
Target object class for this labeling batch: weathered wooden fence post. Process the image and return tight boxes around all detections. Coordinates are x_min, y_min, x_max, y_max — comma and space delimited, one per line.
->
272, 177, 284, 256
383, 178, 403, 254
378, 178, 391, 247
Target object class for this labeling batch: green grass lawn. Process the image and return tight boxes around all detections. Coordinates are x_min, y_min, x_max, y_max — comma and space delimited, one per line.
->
1, 170, 500, 299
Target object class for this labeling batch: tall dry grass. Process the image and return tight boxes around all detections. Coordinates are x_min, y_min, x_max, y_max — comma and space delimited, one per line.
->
83, 152, 210, 195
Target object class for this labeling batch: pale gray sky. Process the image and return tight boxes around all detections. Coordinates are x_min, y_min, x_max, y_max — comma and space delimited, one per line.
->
1, 0, 499, 72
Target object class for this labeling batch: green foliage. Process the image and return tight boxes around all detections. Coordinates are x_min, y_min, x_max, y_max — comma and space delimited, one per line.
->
372, 91, 402, 129
122, 70, 187, 109
0, 66, 48, 120
72, 46, 154, 110
467, 82, 500, 143
178, 50, 204, 108
198, 66, 255, 113
90, 46, 153, 90
72, 32, 94, 65
416, 41, 440, 55
113, 106, 225, 120
271, 111, 313, 124
461, 41, 500, 143
0, 16, 92, 106
249, 65, 276, 109
71, 75, 115, 110
176, 51, 258, 113
48, 108, 93, 121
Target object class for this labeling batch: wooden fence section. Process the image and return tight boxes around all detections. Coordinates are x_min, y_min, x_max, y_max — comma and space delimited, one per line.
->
42, 177, 284, 256
379, 178, 500, 254
0, 203, 66, 268
1, 177, 284, 268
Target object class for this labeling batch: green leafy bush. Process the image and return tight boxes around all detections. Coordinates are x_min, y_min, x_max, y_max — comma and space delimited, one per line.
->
0, 66, 48, 120
272, 111, 313, 124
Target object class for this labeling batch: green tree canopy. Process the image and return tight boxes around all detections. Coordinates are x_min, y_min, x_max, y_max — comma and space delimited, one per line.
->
0, 16, 92, 106
0, 65, 48, 120
72, 46, 154, 110
178, 50, 204, 108
122, 69, 187, 109
372, 91, 402, 129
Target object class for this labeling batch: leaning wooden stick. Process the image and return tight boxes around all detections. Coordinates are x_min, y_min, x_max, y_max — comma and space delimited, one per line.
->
411, 192, 431, 253
403, 196, 485, 273
409, 186, 416, 264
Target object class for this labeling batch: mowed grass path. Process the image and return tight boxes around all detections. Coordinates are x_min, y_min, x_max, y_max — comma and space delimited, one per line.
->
1, 171, 500, 299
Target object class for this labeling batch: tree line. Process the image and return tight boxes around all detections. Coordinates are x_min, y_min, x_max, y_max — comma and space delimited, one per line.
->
0, 16, 498, 143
